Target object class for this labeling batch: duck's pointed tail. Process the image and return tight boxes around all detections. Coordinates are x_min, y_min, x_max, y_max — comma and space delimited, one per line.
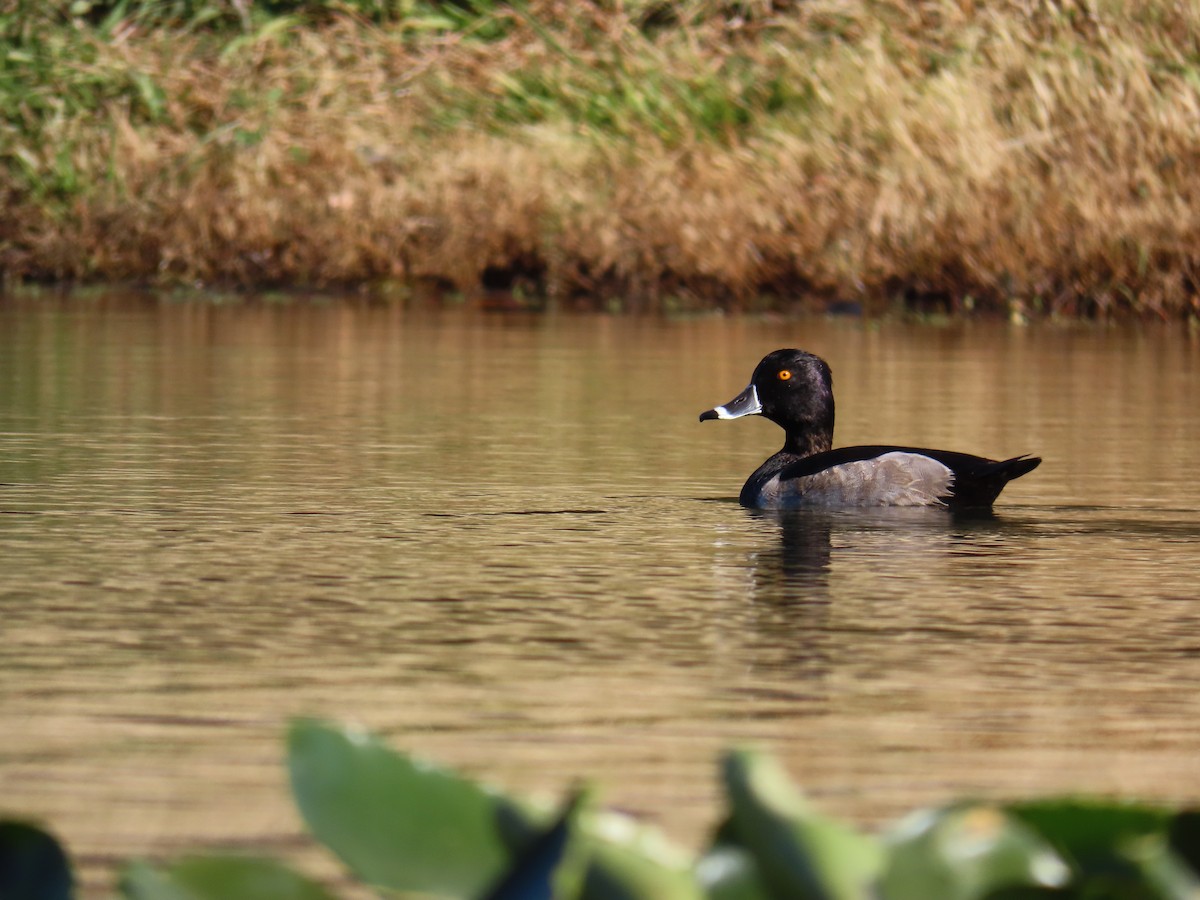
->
949, 454, 1041, 508
996, 454, 1042, 480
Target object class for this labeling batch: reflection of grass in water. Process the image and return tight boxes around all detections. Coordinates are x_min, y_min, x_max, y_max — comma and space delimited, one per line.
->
5, 2, 1200, 319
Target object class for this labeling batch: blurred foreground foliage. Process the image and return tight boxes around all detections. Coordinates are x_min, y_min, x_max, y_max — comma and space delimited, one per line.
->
5, 719, 1200, 899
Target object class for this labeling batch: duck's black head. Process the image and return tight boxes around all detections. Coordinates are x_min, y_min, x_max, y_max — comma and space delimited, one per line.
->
700, 349, 835, 456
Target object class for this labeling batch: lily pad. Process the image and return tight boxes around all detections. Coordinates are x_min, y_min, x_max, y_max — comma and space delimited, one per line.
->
484, 790, 583, 900
580, 808, 703, 900
119, 856, 334, 900
287, 718, 515, 897
720, 748, 883, 900
880, 803, 1069, 900
0, 821, 73, 900
695, 844, 772, 900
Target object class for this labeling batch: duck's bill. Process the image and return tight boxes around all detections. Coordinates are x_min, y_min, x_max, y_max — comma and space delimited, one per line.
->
699, 384, 762, 421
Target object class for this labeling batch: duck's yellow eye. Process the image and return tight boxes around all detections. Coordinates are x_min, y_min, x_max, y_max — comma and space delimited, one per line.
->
778, 370, 792, 381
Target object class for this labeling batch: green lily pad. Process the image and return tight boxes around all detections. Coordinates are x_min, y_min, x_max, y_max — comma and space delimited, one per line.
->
721, 748, 883, 900
120, 863, 191, 900
1008, 798, 1171, 865
880, 804, 1069, 900
1167, 809, 1200, 874
1123, 833, 1200, 900
287, 719, 516, 897
695, 844, 772, 900
0, 821, 73, 900
494, 795, 703, 900
119, 856, 334, 900
579, 808, 704, 900
484, 790, 583, 900
1009, 798, 1177, 888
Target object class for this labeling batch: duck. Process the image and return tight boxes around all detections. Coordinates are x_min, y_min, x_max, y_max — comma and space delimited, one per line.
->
700, 349, 1041, 509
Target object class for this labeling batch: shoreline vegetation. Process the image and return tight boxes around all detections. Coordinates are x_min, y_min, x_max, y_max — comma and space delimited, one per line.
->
4, 2, 1200, 319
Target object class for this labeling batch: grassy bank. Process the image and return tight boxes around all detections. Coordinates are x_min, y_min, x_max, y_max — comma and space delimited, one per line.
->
4, 1, 1200, 318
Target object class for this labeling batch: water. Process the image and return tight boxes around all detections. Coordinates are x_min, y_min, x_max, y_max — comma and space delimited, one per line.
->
2, 293, 1200, 895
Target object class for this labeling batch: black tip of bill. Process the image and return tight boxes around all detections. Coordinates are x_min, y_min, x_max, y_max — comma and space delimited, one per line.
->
699, 384, 762, 423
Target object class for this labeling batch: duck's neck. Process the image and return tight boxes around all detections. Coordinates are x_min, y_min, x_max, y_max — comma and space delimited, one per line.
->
783, 429, 832, 457
781, 398, 834, 457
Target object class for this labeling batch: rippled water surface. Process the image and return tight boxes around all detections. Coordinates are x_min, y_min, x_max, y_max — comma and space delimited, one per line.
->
2, 294, 1200, 895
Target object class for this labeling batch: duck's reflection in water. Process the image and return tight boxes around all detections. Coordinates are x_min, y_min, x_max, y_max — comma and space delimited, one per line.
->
736, 507, 1036, 674
747, 508, 836, 590
746, 506, 1020, 600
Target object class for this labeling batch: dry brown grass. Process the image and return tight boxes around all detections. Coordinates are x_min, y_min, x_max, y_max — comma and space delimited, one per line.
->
5, 1, 1200, 317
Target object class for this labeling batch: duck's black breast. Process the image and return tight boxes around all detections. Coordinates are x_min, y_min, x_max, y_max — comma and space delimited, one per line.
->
741, 446, 1041, 509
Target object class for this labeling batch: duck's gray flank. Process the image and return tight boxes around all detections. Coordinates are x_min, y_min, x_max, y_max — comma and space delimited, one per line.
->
757, 452, 954, 508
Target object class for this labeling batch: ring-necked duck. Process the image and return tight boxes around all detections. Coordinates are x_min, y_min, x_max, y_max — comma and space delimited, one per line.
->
700, 349, 1040, 509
